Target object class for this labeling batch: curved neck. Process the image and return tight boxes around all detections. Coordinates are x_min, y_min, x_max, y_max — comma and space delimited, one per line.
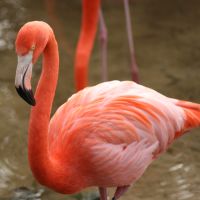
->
28, 33, 59, 185
74, 0, 100, 91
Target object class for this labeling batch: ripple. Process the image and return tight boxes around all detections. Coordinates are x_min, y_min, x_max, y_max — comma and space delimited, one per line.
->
0, 160, 15, 189
169, 163, 183, 172
13, 187, 44, 200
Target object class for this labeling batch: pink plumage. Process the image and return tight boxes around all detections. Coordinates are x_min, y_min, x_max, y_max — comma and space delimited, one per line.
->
48, 81, 199, 189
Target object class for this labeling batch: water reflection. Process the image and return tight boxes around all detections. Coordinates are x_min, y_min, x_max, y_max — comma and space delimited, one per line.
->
0, 0, 200, 200
170, 165, 193, 200
12, 187, 44, 200
0, 83, 33, 197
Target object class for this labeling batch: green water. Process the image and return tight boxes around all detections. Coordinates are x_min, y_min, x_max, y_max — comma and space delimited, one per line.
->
0, 0, 200, 199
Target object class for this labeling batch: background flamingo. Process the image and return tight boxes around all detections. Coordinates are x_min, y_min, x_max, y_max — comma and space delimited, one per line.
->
74, 0, 100, 91
98, 0, 140, 83
75, 0, 139, 92
15, 21, 200, 200
123, 0, 139, 83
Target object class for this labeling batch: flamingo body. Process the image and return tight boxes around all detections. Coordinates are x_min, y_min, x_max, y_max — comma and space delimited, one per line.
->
48, 80, 197, 191
15, 21, 200, 198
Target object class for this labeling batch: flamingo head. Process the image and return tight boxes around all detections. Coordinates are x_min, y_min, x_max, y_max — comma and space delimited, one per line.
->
15, 21, 51, 106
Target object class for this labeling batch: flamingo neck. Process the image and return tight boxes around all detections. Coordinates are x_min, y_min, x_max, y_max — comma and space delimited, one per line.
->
28, 33, 60, 187
74, 0, 100, 91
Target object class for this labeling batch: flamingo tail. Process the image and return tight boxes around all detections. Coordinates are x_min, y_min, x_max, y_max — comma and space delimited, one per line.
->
176, 100, 200, 131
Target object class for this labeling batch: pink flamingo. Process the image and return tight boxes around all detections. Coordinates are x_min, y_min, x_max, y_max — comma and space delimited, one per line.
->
15, 21, 200, 200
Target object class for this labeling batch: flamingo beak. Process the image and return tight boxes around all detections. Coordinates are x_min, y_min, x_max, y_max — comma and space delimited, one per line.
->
15, 51, 36, 106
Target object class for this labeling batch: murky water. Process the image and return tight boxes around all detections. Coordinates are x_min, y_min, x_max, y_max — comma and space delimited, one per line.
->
0, 0, 200, 199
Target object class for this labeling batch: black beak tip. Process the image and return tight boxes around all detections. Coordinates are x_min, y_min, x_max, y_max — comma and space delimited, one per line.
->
15, 86, 36, 106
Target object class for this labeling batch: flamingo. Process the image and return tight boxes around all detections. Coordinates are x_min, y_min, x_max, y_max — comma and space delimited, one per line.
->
15, 21, 200, 200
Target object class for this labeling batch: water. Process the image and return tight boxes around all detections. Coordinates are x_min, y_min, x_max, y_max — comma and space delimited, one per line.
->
0, 0, 200, 199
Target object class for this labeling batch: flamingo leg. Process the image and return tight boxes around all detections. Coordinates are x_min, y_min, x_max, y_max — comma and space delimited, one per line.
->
112, 185, 130, 200
99, 187, 108, 200
99, 8, 108, 82
123, 0, 139, 83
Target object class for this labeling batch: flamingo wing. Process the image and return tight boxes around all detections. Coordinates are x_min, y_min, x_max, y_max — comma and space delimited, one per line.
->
88, 135, 158, 186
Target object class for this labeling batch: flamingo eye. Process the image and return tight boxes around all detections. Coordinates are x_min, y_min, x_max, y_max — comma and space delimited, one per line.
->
31, 45, 35, 51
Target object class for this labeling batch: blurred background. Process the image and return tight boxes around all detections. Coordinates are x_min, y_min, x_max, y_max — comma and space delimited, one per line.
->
0, 0, 200, 199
